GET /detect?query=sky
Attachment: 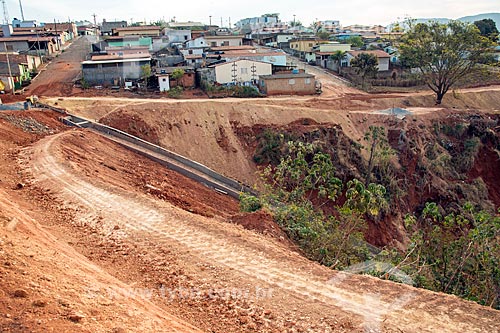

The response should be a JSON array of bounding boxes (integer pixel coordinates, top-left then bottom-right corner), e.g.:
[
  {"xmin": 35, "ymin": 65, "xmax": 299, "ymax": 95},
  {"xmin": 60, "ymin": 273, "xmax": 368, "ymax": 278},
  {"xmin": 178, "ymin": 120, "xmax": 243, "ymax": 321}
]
[{"xmin": 5, "ymin": 0, "xmax": 500, "ymax": 27}]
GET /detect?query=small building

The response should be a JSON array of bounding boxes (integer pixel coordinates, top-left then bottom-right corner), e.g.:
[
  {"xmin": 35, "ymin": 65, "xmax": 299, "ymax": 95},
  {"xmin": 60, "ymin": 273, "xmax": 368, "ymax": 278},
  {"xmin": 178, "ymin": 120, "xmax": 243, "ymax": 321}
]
[
  {"xmin": 164, "ymin": 29, "xmax": 192, "ymax": 44},
  {"xmin": 204, "ymin": 35, "xmax": 244, "ymax": 47},
  {"xmin": 12, "ymin": 19, "xmax": 43, "ymax": 28},
  {"xmin": 101, "ymin": 20, "xmax": 127, "ymax": 36},
  {"xmin": 81, "ymin": 54, "xmax": 152, "ymax": 86},
  {"xmin": 112, "ymin": 26, "xmax": 161, "ymax": 37},
  {"xmin": 158, "ymin": 74, "xmax": 170, "ymax": 92},
  {"xmin": 346, "ymin": 50, "xmax": 391, "ymax": 71},
  {"xmin": 206, "ymin": 59, "xmax": 272, "ymax": 85},
  {"xmin": 289, "ymin": 38, "xmax": 328, "ymax": 60},
  {"xmin": 259, "ymin": 72, "xmax": 316, "ymax": 96},
  {"xmin": 313, "ymin": 42, "xmax": 352, "ymax": 68}
]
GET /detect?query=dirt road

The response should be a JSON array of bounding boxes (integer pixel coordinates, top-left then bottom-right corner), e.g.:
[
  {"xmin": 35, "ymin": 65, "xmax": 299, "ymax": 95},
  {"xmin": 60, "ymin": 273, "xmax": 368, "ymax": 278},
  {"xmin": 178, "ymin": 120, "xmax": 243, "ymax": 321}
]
[
  {"xmin": 26, "ymin": 37, "xmax": 92, "ymax": 96},
  {"xmin": 23, "ymin": 130, "xmax": 500, "ymax": 332}
]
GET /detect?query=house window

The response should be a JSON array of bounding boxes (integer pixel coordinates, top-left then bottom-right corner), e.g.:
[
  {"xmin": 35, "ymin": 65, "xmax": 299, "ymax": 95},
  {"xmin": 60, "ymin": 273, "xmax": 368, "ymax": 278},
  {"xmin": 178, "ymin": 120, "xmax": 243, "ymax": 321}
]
[
  {"xmin": 305, "ymin": 78, "xmax": 311, "ymax": 84},
  {"xmin": 288, "ymin": 79, "xmax": 295, "ymax": 85},
  {"xmin": 309, "ymin": 43, "xmax": 313, "ymax": 47},
  {"xmin": 5, "ymin": 45, "xmax": 13, "ymax": 51},
  {"xmin": 211, "ymin": 42, "xmax": 216, "ymax": 47},
  {"xmin": 188, "ymin": 50, "xmax": 193, "ymax": 55},
  {"xmin": 241, "ymin": 68, "xmax": 248, "ymax": 74},
  {"xmin": 184, "ymin": 35, "xmax": 188, "ymax": 40},
  {"xmin": 162, "ymin": 78, "xmax": 167, "ymax": 82},
  {"xmin": 223, "ymin": 41, "xmax": 229, "ymax": 46}
]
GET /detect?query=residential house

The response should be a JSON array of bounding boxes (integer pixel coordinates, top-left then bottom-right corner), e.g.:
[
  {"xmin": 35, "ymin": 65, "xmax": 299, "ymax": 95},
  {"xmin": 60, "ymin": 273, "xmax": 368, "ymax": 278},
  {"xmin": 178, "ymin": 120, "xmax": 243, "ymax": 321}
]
[
  {"xmin": 0, "ymin": 53, "xmax": 41, "ymax": 91},
  {"xmin": 383, "ymin": 46, "xmax": 400, "ymax": 64},
  {"xmin": 81, "ymin": 53, "xmax": 152, "ymax": 85},
  {"xmin": 101, "ymin": 20, "xmax": 127, "ymax": 36},
  {"xmin": 206, "ymin": 49, "xmax": 288, "ymax": 68},
  {"xmin": 0, "ymin": 36, "xmax": 58, "ymax": 55},
  {"xmin": 312, "ymin": 42, "xmax": 351, "ymax": 68},
  {"xmin": 12, "ymin": 19, "xmax": 43, "ymax": 28},
  {"xmin": 42, "ymin": 23, "xmax": 78, "ymax": 43},
  {"xmin": 165, "ymin": 29, "xmax": 192, "ymax": 45},
  {"xmin": 78, "ymin": 25, "xmax": 97, "ymax": 36},
  {"xmin": 204, "ymin": 35, "xmax": 243, "ymax": 47},
  {"xmin": 106, "ymin": 36, "xmax": 153, "ymax": 51},
  {"xmin": 204, "ymin": 59, "xmax": 272, "ymax": 85},
  {"xmin": 346, "ymin": 50, "xmax": 391, "ymax": 71},
  {"xmin": 316, "ymin": 20, "xmax": 341, "ymax": 33},
  {"xmin": 185, "ymin": 36, "xmax": 208, "ymax": 48},
  {"xmin": 259, "ymin": 72, "xmax": 316, "ymax": 95},
  {"xmin": 113, "ymin": 26, "xmax": 161, "ymax": 37},
  {"xmin": 289, "ymin": 38, "xmax": 328, "ymax": 60},
  {"xmin": 257, "ymin": 33, "xmax": 294, "ymax": 48}
]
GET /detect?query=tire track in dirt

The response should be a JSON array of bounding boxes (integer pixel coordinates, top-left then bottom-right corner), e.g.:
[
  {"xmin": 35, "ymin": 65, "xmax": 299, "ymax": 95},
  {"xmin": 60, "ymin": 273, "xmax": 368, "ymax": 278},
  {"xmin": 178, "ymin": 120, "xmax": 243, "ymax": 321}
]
[
  {"xmin": 24, "ymin": 132, "xmax": 500, "ymax": 333},
  {"xmin": 0, "ymin": 188, "xmax": 202, "ymax": 333}
]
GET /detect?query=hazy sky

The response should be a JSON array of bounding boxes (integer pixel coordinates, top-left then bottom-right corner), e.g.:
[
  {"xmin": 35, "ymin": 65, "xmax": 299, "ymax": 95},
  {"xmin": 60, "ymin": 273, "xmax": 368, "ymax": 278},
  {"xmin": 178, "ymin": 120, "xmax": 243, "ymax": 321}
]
[{"xmin": 7, "ymin": 0, "xmax": 500, "ymax": 26}]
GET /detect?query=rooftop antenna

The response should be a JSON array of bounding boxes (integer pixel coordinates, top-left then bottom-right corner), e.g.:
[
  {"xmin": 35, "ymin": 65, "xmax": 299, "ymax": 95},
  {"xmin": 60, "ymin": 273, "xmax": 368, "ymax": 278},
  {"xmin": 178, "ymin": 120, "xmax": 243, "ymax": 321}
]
[
  {"xmin": 18, "ymin": 0, "xmax": 25, "ymax": 21},
  {"xmin": 2, "ymin": 0, "xmax": 10, "ymax": 25}
]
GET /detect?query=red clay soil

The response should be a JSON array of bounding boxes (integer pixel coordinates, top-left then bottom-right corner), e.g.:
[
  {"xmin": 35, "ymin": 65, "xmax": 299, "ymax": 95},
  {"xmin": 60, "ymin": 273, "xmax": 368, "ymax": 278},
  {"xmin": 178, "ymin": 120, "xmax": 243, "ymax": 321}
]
[
  {"xmin": 60, "ymin": 130, "xmax": 239, "ymax": 219},
  {"xmin": 230, "ymin": 210, "xmax": 295, "ymax": 246},
  {"xmin": 100, "ymin": 110, "xmax": 161, "ymax": 145},
  {"xmin": 468, "ymin": 145, "xmax": 500, "ymax": 208}
]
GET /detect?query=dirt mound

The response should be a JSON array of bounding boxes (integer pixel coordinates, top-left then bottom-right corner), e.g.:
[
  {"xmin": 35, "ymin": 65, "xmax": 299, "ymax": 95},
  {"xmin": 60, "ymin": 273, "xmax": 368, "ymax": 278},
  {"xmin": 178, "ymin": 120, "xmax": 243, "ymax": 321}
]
[{"xmin": 230, "ymin": 210, "xmax": 293, "ymax": 244}]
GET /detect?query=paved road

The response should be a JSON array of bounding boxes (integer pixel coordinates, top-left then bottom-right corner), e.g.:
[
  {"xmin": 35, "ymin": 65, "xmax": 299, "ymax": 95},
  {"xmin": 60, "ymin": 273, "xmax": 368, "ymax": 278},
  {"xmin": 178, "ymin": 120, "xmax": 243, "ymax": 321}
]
[{"xmin": 26, "ymin": 36, "xmax": 94, "ymax": 96}]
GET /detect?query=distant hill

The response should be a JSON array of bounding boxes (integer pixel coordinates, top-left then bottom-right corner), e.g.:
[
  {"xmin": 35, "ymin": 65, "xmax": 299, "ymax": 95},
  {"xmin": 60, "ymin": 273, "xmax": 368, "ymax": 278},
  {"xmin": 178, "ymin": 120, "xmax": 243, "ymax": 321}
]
[
  {"xmin": 458, "ymin": 13, "xmax": 500, "ymax": 28},
  {"xmin": 413, "ymin": 13, "xmax": 500, "ymax": 28}
]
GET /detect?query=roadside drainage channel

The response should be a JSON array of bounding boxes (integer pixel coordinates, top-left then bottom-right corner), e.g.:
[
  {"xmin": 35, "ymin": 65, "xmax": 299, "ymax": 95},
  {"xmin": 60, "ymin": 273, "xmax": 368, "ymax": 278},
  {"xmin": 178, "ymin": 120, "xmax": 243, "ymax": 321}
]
[{"xmin": 58, "ymin": 113, "xmax": 255, "ymax": 200}]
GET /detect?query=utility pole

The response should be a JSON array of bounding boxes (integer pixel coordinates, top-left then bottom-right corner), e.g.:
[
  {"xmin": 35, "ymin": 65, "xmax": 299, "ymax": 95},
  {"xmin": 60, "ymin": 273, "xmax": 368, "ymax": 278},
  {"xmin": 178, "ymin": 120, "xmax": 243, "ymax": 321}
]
[
  {"xmin": 3, "ymin": 42, "xmax": 14, "ymax": 95},
  {"xmin": 54, "ymin": 19, "xmax": 60, "ymax": 50},
  {"xmin": 18, "ymin": 0, "xmax": 25, "ymax": 21},
  {"xmin": 220, "ymin": 17, "xmax": 223, "ymax": 28},
  {"xmin": 1, "ymin": 0, "xmax": 9, "ymax": 25},
  {"xmin": 293, "ymin": 14, "xmax": 296, "ymax": 27},
  {"xmin": 92, "ymin": 13, "xmax": 97, "ymax": 36},
  {"xmin": 209, "ymin": 15, "xmax": 212, "ymax": 26},
  {"xmin": 228, "ymin": 17, "xmax": 231, "ymax": 29}
]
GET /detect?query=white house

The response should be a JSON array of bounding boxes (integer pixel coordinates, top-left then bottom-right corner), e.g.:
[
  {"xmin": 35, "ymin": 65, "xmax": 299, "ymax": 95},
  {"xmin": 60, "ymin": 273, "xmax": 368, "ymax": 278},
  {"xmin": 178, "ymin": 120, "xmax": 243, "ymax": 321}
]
[
  {"xmin": 186, "ymin": 37, "xmax": 208, "ymax": 48},
  {"xmin": 165, "ymin": 29, "xmax": 192, "ymax": 44},
  {"xmin": 158, "ymin": 74, "xmax": 170, "ymax": 92},
  {"xmin": 313, "ymin": 42, "xmax": 352, "ymax": 68},
  {"xmin": 209, "ymin": 59, "xmax": 272, "ymax": 85},
  {"xmin": 346, "ymin": 50, "xmax": 391, "ymax": 71},
  {"xmin": 204, "ymin": 35, "xmax": 244, "ymax": 47}
]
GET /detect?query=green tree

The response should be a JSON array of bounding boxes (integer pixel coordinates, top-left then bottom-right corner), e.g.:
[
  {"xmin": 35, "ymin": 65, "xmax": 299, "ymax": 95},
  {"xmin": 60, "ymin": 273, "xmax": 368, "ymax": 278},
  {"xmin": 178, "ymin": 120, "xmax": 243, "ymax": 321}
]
[
  {"xmin": 474, "ymin": 18, "xmax": 499, "ymax": 42},
  {"xmin": 363, "ymin": 126, "xmax": 394, "ymax": 187},
  {"xmin": 400, "ymin": 202, "xmax": 500, "ymax": 309},
  {"xmin": 258, "ymin": 141, "xmax": 387, "ymax": 268},
  {"xmin": 171, "ymin": 68, "xmax": 185, "ymax": 88},
  {"xmin": 141, "ymin": 64, "xmax": 152, "ymax": 89},
  {"xmin": 316, "ymin": 31, "xmax": 331, "ymax": 40},
  {"xmin": 345, "ymin": 36, "xmax": 364, "ymax": 48},
  {"xmin": 329, "ymin": 50, "xmax": 347, "ymax": 74},
  {"xmin": 350, "ymin": 53, "xmax": 379, "ymax": 85},
  {"xmin": 398, "ymin": 20, "xmax": 493, "ymax": 104}
]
